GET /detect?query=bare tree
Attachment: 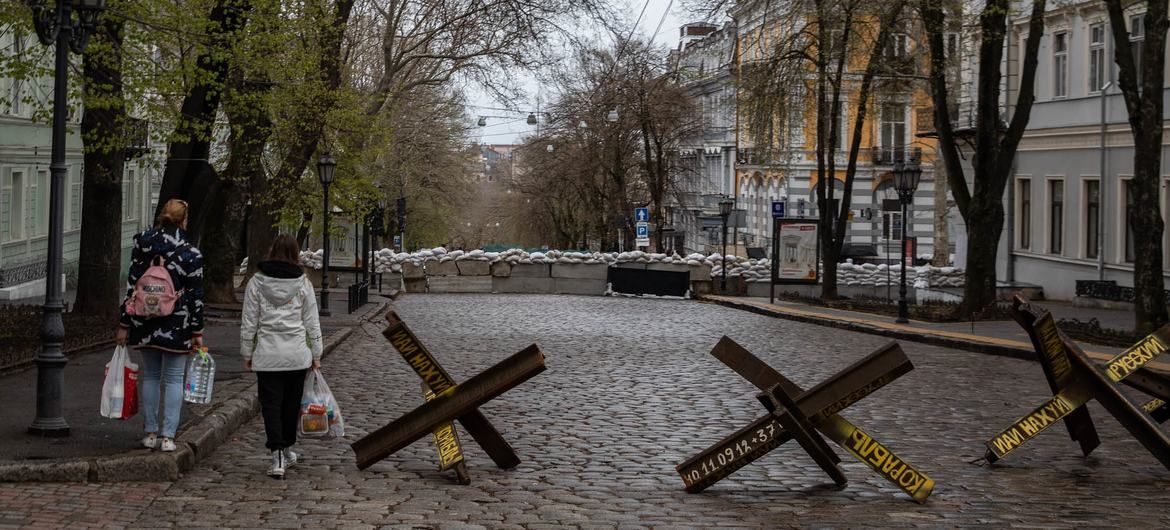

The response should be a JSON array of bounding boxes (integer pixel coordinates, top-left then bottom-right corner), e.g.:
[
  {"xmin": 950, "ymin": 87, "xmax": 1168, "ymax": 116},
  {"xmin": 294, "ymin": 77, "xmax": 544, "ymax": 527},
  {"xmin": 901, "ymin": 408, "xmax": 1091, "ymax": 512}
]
[
  {"xmin": 1103, "ymin": 0, "xmax": 1168, "ymax": 335},
  {"xmin": 920, "ymin": 0, "xmax": 1047, "ymax": 313}
]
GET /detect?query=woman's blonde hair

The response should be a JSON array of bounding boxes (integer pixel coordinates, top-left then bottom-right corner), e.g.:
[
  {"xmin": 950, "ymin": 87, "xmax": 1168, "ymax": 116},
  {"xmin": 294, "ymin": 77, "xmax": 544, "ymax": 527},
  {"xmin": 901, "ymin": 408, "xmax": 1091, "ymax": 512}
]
[{"xmin": 156, "ymin": 199, "xmax": 188, "ymax": 228}]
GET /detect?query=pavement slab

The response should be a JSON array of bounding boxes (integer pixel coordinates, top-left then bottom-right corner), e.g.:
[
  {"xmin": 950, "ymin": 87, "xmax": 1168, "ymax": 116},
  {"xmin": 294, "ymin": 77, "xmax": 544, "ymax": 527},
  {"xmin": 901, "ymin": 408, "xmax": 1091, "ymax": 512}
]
[{"xmin": 1, "ymin": 294, "xmax": 1168, "ymax": 527}]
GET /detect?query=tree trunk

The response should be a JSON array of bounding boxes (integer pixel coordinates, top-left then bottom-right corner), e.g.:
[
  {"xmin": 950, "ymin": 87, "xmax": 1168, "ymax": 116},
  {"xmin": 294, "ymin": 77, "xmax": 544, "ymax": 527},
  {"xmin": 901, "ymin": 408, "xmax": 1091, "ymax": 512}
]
[
  {"xmin": 1131, "ymin": 138, "xmax": 1167, "ymax": 335},
  {"xmin": 74, "ymin": 16, "xmax": 125, "ymax": 318},
  {"xmin": 155, "ymin": 0, "xmax": 252, "ymax": 240},
  {"xmin": 960, "ymin": 199, "xmax": 1004, "ymax": 314},
  {"xmin": 1105, "ymin": 0, "xmax": 1168, "ymax": 335},
  {"xmin": 932, "ymin": 144, "xmax": 950, "ymax": 266},
  {"xmin": 199, "ymin": 175, "xmax": 246, "ymax": 303}
]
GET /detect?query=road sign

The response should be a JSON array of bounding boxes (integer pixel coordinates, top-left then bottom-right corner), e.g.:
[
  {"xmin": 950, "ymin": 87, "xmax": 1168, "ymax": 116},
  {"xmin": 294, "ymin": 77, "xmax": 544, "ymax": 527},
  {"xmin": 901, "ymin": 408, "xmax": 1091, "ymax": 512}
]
[
  {"xmin": 634, "ymin": 207, "xmax": 650, "ymax": 223},
  {"xmin": 772, "ymin": 201, "xmax": 785, "ymax": 219},
  {"xmin": 797, "ymin": 199, "xmax": 806, "ymax": 217},
  {"xmin": 635, "ymin": 223, "xmax": 649, "ymax": 237}
]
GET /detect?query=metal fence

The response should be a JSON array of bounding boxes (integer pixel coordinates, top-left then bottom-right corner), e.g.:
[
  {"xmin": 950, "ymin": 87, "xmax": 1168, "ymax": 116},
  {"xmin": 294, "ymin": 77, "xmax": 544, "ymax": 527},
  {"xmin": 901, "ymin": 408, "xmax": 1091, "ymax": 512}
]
[
  {"xmin": 1075, "ymin": 280, "xmax": 1170, "ymax": 304},
  {"xmin": 347, "ymin": 281, "xmax": 369, "ymax": 314}
]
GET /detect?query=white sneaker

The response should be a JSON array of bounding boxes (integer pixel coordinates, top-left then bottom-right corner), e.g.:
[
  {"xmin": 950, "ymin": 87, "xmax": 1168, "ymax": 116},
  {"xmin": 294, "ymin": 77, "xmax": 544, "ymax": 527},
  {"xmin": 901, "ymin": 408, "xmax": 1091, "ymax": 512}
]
[
  {"xmin": 282, "ymin": 449, "xmax": 298, "ymax": 468},
  {"xmin": 267, "ymin": 450, "xmax": 285, "ymax": 478},
  {"xmin": 141, "ymin": 433, "xmax": 157, "ymax": 449},
  {"xmin": 160, "ymin": 438, "xmax": 176, "ymax": 452}
]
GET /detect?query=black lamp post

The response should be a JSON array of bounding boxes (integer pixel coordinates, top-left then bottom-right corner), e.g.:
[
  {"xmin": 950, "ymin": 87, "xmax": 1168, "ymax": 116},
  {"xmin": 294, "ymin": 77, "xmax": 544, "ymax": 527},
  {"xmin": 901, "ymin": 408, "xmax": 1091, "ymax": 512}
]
[
  {"xmin": 719, "ymin": 196, "xmax": 734, "ymax": 291},
  {"xmin": 893, "ymin": 158, "xmax": 922, "ymax": 324},
  {"xmin": 26, "ymin": 0, "xmax": 107, "ymax": 437},
  {"xmin": 318, "ymin": 153, "xmax": 336, "ymax": 317}
]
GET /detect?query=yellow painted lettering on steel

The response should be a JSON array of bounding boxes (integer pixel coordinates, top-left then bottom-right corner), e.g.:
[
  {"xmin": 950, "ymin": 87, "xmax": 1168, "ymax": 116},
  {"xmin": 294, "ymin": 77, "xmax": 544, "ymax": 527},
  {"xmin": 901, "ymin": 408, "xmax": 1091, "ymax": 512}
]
[
  {"xmin": 1143, "ymin": 399, "xmax": 1166, "ymax": 414},
  {"xmin": 1035, "ymin": 316, "xmax": 1071, "ymax": 383},
  {"xmin": 987, "ymin": 393, "xmax": 1077, "ymax": 458},
  {"xmin": 1107, "ymin": 334, "xmax": 1168, "ymax": 382},
  {"xmin": 841, "ymin": 425, "xmax": 933, "ymax": 503}
]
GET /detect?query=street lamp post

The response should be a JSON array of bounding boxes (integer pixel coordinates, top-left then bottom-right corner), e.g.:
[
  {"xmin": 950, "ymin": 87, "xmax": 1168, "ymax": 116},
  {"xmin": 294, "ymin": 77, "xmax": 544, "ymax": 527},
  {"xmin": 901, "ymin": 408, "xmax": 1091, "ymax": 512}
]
[
  {"xmin": 893, "ymin": 158, "xmax": 922, "ymax": 324},
  {"xmin": 719, "ymin": 197, "xmax": 734, "ymax": 292},
  {"xmin": 318, "ymin": 153, "xmax": 336, "ymax": 317},
  {"xmin": 26, "ymin": 0, "xmax": 107, "ymax": 437}
]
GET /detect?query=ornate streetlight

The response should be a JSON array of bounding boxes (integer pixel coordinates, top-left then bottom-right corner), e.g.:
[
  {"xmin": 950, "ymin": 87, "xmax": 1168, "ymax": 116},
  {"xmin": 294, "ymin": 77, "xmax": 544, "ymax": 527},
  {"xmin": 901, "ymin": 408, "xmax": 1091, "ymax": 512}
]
[
  {"xmin": 26, "ymin": 0, "xmax": 107, "ymax": 437},
  {"xmin": 893, "ymin": 158, "xmax": 922, "ymax": 324},
  {"xmin": 317, "ymin": 153, "xmax": 336, "ymax": 317},
  {"xmin": 719, "ymin": 196, "xmax": 735, "ymax": 291}
]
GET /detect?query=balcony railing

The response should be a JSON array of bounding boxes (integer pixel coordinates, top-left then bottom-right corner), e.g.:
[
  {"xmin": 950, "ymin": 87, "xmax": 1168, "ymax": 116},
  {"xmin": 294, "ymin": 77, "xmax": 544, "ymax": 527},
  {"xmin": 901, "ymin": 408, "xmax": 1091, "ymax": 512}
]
[
  {"xmin": 124, "ymin": 117, "xmax": 149, "ymax": 160},
  {"xmin": 870, "ymin": 146, "xmax": 922, "ymax": 165}
]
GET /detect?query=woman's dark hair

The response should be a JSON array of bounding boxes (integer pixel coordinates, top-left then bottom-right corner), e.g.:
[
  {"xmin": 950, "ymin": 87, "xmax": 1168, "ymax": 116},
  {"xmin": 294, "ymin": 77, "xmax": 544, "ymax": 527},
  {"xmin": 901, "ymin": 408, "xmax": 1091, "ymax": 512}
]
[{"xmin": 267, "ymin": 234, "xmax": 301, "ymax": 265}]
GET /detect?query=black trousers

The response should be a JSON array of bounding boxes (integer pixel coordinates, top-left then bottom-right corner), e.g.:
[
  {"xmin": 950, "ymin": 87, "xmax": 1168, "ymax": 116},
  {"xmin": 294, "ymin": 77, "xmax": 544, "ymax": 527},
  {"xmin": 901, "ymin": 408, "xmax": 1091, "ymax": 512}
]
[{"xmin": 256, "ymin": 369, "xmax": 308, "ymax": 451}]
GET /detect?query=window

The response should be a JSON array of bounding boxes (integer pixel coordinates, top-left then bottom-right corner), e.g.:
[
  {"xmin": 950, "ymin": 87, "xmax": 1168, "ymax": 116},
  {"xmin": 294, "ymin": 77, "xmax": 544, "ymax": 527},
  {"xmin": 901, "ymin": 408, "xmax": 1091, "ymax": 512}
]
[
  {"xmin": 1089, "ymin": 23, "xmax": 1107, "ymax": 92},
  {"xmin": 1085, "ymin": 179, "xmax": 1100, "ymax": 259},
  {"xmin": 1048, "ymin": 179, "xmax": 1064, "ymax": 254},
  {"xmin": 0, "ymin": 173, "xmax": 10, "ymax": 241},
  {"xmin": 8, "ymin": 170, "xmax": 24, "ymax": 241},
  {"xmin": 124, "ymin": 168, "xmax": 137, "ymax": 220},
  {"xmin": 885, "ymin": 33, "xmax": 907, "ymax": 60},
  {"xmin": 883, "ymin": 211, "xmax": 903, "ymax": 241},
  {"xmin": 1124, "ymin": 179, "xmax": 1135, "ymax": 262},
  {"xmin": 9, "ymin": 32, "xmax": 24, "ymax": 116},
  {"xmin": 32, "ymin": 169, "xmax": 47, "ymax": 237},
  {"xmin": 1019, "ymin": 178, "xmax": 1031, "ymax": 250},
  {"xmin": 822, "ymin": 105, "xmax": 847, "ymax": 150},
  {"xmin": 880, "ymin": 103, "xmax": 906, "ymax": 160},
  {"xmin": 69, "ymin": 167, "xmax": 81, "ymax": 230},
  {"xmin": 1131, "ymin": 14, "xmax": 1145, "ymax": 85},
  {"xmin": 945, "ymin": 32, "xmax": 960, "ymax": 59},
  {"xmin": 1053, "ymin": 31, "xmax": 1068, "ymax": 98}
]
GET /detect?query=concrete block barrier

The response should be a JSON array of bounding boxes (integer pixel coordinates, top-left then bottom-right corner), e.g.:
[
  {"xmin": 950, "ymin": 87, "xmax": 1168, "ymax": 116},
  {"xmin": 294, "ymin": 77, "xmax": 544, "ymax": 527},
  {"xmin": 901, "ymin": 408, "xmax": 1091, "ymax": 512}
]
[
  {"xmin": 511, "ymin": 263, "xmax": 551, "ymax": 278},
  {"xmin": 494, "ymin": 276, "xmax": 555, "ymax": 293},
  {"xmin": 428, "ymin": 275, "xmax": 493, "ymax": 293},
  {"xmin": 426, "ymin": 260, "xmax": 460, "ymax": 276},
  {"xmin": 490, "ymin": 261, "xmax": 512, "ymax": 277},
  {"xmin": 551, "ymin": 263, "xmax": 609, "ymax": 280},
  {"xmin": 456, "ymin": 260, "xmax": 491, "ymax": 276},
  {"xmin": 553, "ymin": 278, "xmax": 608, "ymax": 296}
]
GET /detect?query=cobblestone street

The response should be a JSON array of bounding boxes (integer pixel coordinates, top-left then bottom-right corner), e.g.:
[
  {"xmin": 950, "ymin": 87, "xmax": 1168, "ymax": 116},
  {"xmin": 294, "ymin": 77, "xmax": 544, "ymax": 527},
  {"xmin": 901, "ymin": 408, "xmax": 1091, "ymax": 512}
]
[{"xmin": 4, "ymin": 294, "xmax": 1170, "ymax": 528}]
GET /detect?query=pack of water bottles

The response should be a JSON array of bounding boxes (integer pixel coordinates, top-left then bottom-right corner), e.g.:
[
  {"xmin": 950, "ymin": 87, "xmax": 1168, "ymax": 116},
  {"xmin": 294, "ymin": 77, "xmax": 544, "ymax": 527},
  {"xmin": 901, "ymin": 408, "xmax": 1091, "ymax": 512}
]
[{"xmin": 183, "ymin": 347, "xmax": 216, "ymax": 404}]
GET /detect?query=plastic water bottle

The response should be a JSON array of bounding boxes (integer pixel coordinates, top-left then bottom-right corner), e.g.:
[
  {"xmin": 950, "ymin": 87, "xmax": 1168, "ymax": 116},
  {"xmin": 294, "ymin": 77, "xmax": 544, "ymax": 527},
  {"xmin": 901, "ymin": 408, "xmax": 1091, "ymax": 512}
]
[{"xmin": 183, "ymin": 347, "xmax": 216, "ymax": 404}]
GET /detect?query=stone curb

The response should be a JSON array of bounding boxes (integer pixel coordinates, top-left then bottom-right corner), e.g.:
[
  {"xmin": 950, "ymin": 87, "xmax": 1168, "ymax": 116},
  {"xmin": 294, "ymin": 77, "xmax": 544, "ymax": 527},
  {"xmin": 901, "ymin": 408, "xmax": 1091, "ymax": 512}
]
[
  {"xmin": 0, "ymin": 300, "xmax": 387, "ymax": 483},
  {"xmin": 701, "ymin": 296, "xmax": 1038, "ymax": 363}
]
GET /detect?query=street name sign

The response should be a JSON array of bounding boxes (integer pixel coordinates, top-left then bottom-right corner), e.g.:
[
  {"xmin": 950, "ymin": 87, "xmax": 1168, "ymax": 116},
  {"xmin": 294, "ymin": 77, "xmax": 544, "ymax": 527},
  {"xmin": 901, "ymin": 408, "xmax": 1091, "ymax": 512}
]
[
  {"xmin": 352, "ymin": 312, "xmax": 546, "ymax": 475},
  {"xmin": 983, "ymin": 297, "xmax": 1170, "ymax": 469},
  {"xmin": 676, "ymin": 337, "xmax": 935, "ymax": 503}
]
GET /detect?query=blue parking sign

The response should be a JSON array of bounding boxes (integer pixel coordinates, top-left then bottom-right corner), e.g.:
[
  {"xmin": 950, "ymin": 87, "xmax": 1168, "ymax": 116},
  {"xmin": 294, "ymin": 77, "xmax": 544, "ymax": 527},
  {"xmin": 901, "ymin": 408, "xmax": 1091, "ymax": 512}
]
[
  {"xmin": 634, "ymin": 207, "xmax": 649, "ymax": 222},
  {"xmin": 772, "ymin": 200, "xmax": 785, "ymax": 218},
  {"xmin": 635, "ymin": 223, "xmax": 649, "ymax": 237}
]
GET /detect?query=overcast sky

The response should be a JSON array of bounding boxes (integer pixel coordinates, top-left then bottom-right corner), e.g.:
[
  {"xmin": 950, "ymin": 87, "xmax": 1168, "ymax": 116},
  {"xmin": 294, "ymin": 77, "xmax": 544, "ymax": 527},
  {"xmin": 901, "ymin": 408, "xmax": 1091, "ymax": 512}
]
[{"xmin": 468, "ymin": 0, "xmax": 686, "ymax": 145}]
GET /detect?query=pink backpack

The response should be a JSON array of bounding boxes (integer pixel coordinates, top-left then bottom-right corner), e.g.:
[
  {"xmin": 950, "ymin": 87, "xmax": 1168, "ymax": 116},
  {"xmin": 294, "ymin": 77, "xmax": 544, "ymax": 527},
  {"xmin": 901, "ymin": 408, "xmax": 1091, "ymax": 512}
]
[{"xmin": 126, "ymin": 247, "xmax": 186, "ymax": 318}]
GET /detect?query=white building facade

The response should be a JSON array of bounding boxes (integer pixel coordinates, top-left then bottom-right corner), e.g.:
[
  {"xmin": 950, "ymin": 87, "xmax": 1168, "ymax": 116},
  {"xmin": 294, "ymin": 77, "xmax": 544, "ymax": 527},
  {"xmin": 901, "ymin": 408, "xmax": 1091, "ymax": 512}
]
[{"xmin": 1002, "ymin": 1, "xmax": 1170, "ymax": 300}]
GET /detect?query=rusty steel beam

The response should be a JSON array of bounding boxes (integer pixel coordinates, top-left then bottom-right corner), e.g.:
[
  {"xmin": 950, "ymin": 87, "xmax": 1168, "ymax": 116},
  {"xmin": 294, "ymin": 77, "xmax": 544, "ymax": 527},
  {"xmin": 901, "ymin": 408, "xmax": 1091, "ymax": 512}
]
[
  {"xmin": 383, "ymin": 312, "xmax": 520, "ymax": 469},
  {"xmin": 1063, "ymin": 335, "xmax": 1170, "ymax": 470},
  {"xmin": 677, "ymin": 340, "xmax": 912, "ymax": 494},
  {"xmin": 693, "ymin": 337, "xmax": 935, "ymax": 503},
  {"xmin": 352, "ymin": 344, "xmax": 546, "ymax": 471},
  {"xmin": 758, "ymin": 383, "xmax": 847, "ymax": 487},
  {"xmin": 423, "ymin": 383, "xmax": 467, "ymax": 474},
  {"xmin": 1010, "ymin": 297, "xmax": 1100, "ymax": 457}
]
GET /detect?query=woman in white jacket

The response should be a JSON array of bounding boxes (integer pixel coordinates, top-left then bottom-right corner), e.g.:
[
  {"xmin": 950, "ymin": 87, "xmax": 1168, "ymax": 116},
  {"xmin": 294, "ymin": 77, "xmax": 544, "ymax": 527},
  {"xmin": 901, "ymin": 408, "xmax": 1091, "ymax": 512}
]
[{"xmin": 240, "ymin": 234, "xmax": 323, "ymax": 478}]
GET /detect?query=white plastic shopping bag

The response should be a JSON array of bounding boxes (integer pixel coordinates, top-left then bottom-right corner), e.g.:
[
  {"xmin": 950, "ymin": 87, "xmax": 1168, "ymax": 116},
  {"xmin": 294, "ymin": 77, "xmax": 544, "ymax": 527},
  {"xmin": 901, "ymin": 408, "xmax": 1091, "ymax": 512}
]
[
  {"xmin": 100, "ymin": 345, "xmax": 139, "ymax": 419},
  {"xmin": 300, "ymin": 368, "xmax": 344, "ymax": 437}
]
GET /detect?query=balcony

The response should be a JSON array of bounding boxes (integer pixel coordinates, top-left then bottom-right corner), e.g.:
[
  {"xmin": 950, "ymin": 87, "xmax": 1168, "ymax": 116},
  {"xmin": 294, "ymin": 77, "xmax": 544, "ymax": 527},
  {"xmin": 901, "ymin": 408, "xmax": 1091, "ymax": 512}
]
[{"xmin": 869, "ymin": 146, "xmax": 922, "ymax": 165}]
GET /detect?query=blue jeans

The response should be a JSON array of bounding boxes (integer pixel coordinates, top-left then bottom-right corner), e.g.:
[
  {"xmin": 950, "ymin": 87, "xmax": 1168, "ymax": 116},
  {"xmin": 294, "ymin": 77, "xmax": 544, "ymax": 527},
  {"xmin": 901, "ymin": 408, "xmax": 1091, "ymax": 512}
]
[{"xmin": 140, "ymin": 348, "xmax": 186, "ymax": 438}]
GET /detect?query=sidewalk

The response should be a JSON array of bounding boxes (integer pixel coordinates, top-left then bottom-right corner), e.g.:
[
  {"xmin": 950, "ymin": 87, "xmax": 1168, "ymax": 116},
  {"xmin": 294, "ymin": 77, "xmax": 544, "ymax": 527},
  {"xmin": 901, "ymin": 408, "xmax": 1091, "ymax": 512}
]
[
  {"xmin": 704, "ymin": 295, "xmax": 1170, "ymax": 373},
  {"xmin": 0, "ymin": 290, "xmax": 393, "ymax": 481}
]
